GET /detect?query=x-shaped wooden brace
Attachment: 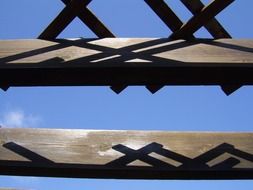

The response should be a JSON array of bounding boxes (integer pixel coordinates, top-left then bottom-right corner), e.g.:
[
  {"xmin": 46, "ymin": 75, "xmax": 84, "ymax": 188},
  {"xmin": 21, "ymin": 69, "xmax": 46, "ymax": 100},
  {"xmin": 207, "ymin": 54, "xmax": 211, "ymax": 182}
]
[
  {"xmin": 1, "ymin": 0, "xmax": 118, "ymax": 92},
  {"xmin": 106, "ymin": 142, "xmax": 246, "ymax": 169},
  {"xmin": 39, "ymin": 0, "xmax": 122, "ymax": 93},
  {"xmin": 37, "ymin": 0, "xmax": 239, "ymax": 95},
  {"xmin": 145, "ymin": 0, "xmax": 240, "ymax": 95},
  {"xmin": 38, "ymin": 0, "xmax": 115, "ymax": 39}
]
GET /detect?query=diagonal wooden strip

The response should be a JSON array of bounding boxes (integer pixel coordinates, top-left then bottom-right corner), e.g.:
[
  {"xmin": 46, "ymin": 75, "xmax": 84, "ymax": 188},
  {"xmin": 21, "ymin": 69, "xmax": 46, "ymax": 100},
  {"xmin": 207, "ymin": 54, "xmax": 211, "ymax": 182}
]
[
  {"xmin": 144, "ymin": 0, "xmax": 183, "ymax": 93},
  {"xmin": 61, "ymin": 0, "xmax": 115, "ymax": 38},
  {"xmin": 62, "ymin": 0, "xmax": 116, "ymax": 92},
  {"xmin": 62, "ymin": 0, "xmax": 116, "ymax": 93},
  {"xmin": 38, "ymin": 0, "xmax": 92, "ymax": 40},
  {"xmin": 180, "ymin": 0, "xmax": 232, "ymax": 39},
  {"xmin": 145, "ymin": 0, "xmax": 190, "ymax": 34},
  {"xmin": 170, "ymin": 0, "xmax": 235, "ymax": 39},
  {"xmin": 144, "ymin": 0, "xmax": 194, "ymax": 93},
  {"xmin": 79, "ymin": 7, "xmax": 115, "ymax": 38},
  {"xmin": 180, "ymin": 0, "xmax": 240, "ymax": 95}
]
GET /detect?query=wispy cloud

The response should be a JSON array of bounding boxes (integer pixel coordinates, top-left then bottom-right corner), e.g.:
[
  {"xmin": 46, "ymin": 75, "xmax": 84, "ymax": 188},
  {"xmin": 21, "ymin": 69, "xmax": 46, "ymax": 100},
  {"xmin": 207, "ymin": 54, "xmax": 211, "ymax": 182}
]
[{"xmin": 0, "ymin": 110, "xmax": 41, "ymax": 128}]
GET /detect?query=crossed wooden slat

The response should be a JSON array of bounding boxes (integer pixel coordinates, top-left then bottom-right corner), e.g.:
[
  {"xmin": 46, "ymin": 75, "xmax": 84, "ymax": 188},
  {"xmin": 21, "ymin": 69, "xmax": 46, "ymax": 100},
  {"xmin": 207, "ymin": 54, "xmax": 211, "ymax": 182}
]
[
  {"xmin": 38, "ymin": 0, "xmax": 237, "ymax": 95},
  {"xmin": 39, "ymin": 0, "xmax": 120, "ymax": 92},
  {"xmin": 180, "ymin": 0, "xmax": 241, "ymax": 95},
  {"xmin": 145, "ymin": 0, "xmax": 237, "ymax": 95},
  {"xmin": 39, "ymin": 0, "xmax": 115, "ymax": 39}
]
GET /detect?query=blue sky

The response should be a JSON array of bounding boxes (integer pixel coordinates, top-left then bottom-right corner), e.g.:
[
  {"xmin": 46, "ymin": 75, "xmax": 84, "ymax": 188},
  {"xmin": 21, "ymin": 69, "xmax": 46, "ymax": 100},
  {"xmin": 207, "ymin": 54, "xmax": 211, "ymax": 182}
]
[{"xmin": 0, "ymin": 0, "xmax": 253, "ymax": 189}]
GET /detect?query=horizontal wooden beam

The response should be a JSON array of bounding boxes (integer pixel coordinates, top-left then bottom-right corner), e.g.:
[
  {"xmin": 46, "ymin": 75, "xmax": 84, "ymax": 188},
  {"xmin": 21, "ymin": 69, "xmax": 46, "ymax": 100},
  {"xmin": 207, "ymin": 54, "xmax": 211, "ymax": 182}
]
[
  {"xmin": 0, "ymin": 38, "xmax": 253, "ymax": 89},
  {"xmin": 0, "ymin": 128, "xmax": 253, "ymax": 179}
]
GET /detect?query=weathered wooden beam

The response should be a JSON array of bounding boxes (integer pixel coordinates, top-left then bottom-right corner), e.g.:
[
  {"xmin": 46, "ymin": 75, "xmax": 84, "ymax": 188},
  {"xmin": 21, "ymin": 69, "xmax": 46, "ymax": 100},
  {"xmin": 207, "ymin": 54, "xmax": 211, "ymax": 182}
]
[
  {"xmin": 0, "ymin": 38, "xmax": 253, "ymax": 90},
  {"xmin": 0, "ymin": 128, "xmax": 253, "ymax": 179}
]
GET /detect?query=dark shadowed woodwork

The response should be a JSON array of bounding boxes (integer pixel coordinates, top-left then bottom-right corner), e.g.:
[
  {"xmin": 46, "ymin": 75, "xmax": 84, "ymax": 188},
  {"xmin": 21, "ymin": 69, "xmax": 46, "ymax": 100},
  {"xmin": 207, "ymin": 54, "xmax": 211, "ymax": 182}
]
[
  {"xmin": 144, "ymin": 0, "xmax": 236, "ymax": 94},
  {"xmin": 39, "ymin": 0, "xmax": 115, "ymax": 39},
  {"xmin": 0, "ymin": 38, "xmax": 253, "ymax": 92},
  {"xmin": 170, "ymin": 0, "xmax": 234, "ymax": 39},
  {"xmin": 180, "ymin": 0, "xmax": 231, "ymax": 39}
]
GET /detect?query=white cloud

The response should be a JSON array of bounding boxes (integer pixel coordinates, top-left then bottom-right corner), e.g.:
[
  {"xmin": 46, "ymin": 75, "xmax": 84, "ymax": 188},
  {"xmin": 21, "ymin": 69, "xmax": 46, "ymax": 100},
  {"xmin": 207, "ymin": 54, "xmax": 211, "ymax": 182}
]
[{"xmin": 0, "ymin": 110, "xmax": 41, "ymax": 128}]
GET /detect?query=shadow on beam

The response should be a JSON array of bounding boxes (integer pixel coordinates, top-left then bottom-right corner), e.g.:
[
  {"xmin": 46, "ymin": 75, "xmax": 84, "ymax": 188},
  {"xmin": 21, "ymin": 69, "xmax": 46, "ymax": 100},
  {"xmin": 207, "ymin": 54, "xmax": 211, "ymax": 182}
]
[
  {"xmin": 0, "ymin": 38, "xmax": 253, "ymax": 95},
  {"xmin": 1, "ymin": 142, "xmax": 253, "ymax": 179}
]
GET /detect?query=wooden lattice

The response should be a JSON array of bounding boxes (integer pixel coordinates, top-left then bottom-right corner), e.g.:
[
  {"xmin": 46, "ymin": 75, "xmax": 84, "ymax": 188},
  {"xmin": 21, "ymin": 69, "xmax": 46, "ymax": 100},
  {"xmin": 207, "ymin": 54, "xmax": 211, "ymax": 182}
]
[
  {"xmin": 34, "ymin": 0, "xmax": 237, "ymax": 94},
  {"xmin": 1, "ymin": 0, "xmax": 253, "ymax": 181},
  {"xmin": 0, "ymin": 0, "xmax": 251, "ymax": 96}
]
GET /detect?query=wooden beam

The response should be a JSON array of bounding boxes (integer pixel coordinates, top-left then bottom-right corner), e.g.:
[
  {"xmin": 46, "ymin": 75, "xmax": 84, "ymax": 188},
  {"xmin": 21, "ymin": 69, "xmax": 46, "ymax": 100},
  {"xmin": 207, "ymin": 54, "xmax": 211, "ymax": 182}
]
[
  {"xmin": 0, "ymin": 38, "xmax": 253, "ymax": 89},
  {"xmin": 0, "ymin": 128, "xmax": 253, "ymax": 179}
]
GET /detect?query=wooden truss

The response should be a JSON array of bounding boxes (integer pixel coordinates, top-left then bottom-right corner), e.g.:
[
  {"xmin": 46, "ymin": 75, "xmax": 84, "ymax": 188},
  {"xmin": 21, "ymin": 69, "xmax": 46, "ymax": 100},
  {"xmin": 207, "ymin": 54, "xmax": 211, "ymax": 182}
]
[
  {"xmin": 0, "ymin": 0, "xmax": 253, "ymax": 181},
  {"xmin": 0, "ymin": 0, "xmax": 250, "ymax": 95}
]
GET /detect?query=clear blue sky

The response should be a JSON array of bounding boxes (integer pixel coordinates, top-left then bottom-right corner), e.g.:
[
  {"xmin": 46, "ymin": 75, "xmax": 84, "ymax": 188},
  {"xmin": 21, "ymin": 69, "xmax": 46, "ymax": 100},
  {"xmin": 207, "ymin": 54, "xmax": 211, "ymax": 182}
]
[{"xmin": 0, "ymin": 0, "xmax": 253, "ymax": 189}]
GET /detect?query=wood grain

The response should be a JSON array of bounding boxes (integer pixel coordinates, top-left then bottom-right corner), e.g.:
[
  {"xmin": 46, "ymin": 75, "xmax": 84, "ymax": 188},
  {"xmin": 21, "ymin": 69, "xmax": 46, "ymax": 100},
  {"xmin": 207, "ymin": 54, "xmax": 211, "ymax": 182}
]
[
  {"xmin": 0, "ymin": 38, "xmax": 253, "ymax": 89},
  {"xmin": 0, "ymin": 128, "xmax": 253, "ymax": 179}
]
